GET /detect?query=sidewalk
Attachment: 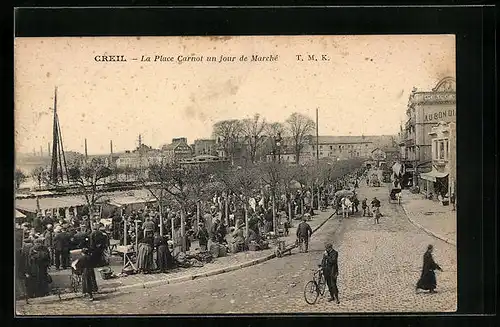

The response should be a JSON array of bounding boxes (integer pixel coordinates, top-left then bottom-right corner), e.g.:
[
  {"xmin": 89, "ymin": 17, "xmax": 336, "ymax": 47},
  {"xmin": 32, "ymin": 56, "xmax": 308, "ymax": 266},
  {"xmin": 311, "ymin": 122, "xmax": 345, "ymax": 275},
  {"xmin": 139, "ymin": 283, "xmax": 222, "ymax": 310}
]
[
  {"xmin": 400, "ymin": 189, "xmax": 456, "ymax": 246},
  {"xmin": 20, "ymin": 209, "xmax": 334, "ymax": 304}
]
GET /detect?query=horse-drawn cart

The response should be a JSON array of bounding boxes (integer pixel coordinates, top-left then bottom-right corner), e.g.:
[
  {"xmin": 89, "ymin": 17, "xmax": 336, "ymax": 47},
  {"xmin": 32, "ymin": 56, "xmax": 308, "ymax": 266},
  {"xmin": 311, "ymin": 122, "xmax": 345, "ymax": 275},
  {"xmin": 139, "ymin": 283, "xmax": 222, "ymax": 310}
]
[{"xmin": 388, "ymin": 182, "xmax": 402, "ymax": 204}]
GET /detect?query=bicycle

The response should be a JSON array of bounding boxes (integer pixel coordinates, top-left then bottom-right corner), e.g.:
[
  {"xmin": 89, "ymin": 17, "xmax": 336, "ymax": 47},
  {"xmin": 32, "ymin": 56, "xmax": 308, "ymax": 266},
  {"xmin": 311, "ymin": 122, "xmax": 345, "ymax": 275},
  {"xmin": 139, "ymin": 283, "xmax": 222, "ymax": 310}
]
[
  {"xmin": 69, "ymin": 266, "xmax": 82, "ymax": 293},
  {"xmin": 303, "ymin": 265, "xmax": 327, "ymax": 305}
]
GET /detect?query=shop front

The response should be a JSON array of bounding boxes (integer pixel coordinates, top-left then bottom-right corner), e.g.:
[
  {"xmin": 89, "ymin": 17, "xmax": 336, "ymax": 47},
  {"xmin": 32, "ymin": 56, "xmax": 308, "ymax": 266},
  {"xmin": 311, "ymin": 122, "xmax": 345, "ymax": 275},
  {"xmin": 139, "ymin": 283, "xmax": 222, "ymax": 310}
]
[{"xmin": 420, "ymin": 169, "xmax": 449, "ymax": 202}]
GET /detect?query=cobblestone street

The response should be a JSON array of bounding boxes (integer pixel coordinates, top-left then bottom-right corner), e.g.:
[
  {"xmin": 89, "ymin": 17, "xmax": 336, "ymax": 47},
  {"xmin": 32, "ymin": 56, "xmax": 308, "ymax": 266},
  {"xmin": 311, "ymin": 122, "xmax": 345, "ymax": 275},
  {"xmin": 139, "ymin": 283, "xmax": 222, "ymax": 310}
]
[{"xmin": 16, "ymin": 185, "xmax": 457, "ymax": 315}]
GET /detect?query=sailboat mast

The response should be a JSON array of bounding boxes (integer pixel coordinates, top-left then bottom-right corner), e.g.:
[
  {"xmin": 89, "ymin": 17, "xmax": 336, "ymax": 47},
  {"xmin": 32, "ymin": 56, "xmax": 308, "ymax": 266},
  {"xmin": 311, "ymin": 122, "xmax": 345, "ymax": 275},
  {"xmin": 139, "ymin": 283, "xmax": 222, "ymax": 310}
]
[
  {"xmin": 56, "ymin": 115, "xmax": 70, "ymax": 183},
  {"xmin": 50, "ymin": 87, "xmax": 59, "ymax": 184}
]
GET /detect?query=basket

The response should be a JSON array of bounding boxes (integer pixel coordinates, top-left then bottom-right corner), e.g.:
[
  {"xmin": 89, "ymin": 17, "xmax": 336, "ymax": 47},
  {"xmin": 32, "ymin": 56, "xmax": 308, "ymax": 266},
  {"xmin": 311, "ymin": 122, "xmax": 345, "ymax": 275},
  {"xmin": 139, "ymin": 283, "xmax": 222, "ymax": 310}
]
[
  {"xmin": 248, "ymin": 242, "xmax": 260, "ymax": 251},
  {"xmin": 98, "ymin": 267, "xmax": 113, "ymax": 280},
  {"xmin": 210, "ymin": 244, "xmax": 220, "ymax": 258}
]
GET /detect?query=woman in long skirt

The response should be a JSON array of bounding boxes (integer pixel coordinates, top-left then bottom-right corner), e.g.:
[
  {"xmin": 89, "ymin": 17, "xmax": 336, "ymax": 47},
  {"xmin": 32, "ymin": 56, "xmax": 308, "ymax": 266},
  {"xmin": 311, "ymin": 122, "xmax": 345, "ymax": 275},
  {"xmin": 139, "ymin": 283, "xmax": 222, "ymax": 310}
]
[
  {"xmin": 154, "ymin": 233, "xmax": 171, "ymax": 273},
  {"xmin": 136, "ymin": 235, "xmax": 155, "ymax": 274},
  {"xmin": 76, "ymin": 248, "xmax": 98, "ymax": 301},
  {"xmin": 416, "ymin": 244, "xmax": 443, "ymax": 293}
]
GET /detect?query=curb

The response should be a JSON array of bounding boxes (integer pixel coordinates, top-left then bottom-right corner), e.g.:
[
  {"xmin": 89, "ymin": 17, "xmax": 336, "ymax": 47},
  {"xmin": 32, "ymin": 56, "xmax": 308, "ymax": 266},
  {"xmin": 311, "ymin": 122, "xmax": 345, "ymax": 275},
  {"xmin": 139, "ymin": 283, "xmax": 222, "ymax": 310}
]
[
  {"xmin": 401, "ymin": 204, "xmax": 456, "ymax": 246},
  {"xmin": 18, "ymin": 212, "xmax": 334, "ymax": 306}
]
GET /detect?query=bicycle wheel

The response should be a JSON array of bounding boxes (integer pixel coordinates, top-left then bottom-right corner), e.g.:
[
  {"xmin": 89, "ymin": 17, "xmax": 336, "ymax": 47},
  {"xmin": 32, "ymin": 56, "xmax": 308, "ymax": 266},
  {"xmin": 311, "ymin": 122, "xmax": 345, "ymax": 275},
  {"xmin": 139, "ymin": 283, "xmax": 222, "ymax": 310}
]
[
  {"xmin": 303, "ymin": 280, "xmax": 319, "ymax": 305},
  {"xmin": 317, "ymin": 274, "xmax": 327, "ymax": 296},
  {"xmin": 70, "ymin": 275, "xmax": 79, "ymax": 293}
]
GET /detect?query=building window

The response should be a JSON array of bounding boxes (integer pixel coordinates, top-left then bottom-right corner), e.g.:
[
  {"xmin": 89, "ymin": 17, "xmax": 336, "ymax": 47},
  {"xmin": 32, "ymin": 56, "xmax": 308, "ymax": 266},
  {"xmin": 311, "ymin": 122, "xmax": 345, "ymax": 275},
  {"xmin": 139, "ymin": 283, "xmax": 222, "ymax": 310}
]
[
  {"xmin": 446, "ymin": 140, "xmax": 449, "ymax": 160},
  {"xmin": 439, "ymin": 141, "xmax": 445, "ymax": 160},
  {"xmin": 330, "ymin": 146, "xmax": 333, "ymax": 150}
]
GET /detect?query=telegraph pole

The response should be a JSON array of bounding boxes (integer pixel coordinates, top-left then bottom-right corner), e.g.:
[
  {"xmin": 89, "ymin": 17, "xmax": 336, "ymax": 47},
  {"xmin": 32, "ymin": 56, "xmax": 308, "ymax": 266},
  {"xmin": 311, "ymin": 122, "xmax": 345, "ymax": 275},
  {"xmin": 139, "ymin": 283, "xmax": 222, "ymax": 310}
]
[{"xmin": 316, "ymin": 108, "xmax": 319, "ymax": 164}]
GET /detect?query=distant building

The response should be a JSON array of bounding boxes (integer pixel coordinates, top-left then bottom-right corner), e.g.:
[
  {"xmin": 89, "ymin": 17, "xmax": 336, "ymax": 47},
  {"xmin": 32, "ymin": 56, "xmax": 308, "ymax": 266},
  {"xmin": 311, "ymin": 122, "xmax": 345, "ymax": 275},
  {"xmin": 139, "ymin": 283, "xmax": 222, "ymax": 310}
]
[
  {"xmin": 161, "ymin": 137, "xmax": 193, "ymax": 162},
  {"xmin": 179, "ymin": 155, "xmax": 230, "ymax": 169},
  {"xmin": 305, "ymin": 135, "xmax": 396, "ymax": 161},
  {"xmin": 115, "ymin": 151, "xmax": 164, "ymax": 169},
  {"xmin": 194, "ymin": 139, "xmax": 217, "ymax": 156}
]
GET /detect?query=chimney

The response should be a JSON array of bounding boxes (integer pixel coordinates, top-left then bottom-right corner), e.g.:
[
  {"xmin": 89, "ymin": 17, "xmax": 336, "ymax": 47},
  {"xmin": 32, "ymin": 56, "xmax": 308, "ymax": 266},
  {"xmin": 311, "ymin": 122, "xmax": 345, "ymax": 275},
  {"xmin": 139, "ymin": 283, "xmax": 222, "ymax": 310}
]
[
  {"xmin": 84, "ymin": 138, "xmax": 88, "ymax": 159},
  {"xmin": 110, "ymin": 140, "xmax": 113, "ymax": 156}
]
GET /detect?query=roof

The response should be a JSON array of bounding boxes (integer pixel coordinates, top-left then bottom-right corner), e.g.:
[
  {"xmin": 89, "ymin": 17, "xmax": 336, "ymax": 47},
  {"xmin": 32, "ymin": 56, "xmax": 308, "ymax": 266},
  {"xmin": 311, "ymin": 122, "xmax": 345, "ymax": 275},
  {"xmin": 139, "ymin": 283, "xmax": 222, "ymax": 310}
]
[
  {"xmin": 108, "ymin": 196, "xmax": 156, "ymax": 207},
  {"xmin": 15, "ymin": 209, "xmax": 26, "ymax": 219},
  {"xmin": 31, "ymin": 191, "xmax": 54, "ymax": 197},
  {"xmin": 16, "ymin": 195, "xmax": 89, "ymax": 213}
]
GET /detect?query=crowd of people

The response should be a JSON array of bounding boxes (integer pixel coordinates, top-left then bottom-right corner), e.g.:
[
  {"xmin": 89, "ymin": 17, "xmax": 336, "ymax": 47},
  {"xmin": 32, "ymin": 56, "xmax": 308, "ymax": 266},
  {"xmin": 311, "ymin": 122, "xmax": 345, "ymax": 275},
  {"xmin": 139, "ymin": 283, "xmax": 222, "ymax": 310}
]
[{"xmin": 16, "ymin": 166, "xmax": 370, "ymax": 299}]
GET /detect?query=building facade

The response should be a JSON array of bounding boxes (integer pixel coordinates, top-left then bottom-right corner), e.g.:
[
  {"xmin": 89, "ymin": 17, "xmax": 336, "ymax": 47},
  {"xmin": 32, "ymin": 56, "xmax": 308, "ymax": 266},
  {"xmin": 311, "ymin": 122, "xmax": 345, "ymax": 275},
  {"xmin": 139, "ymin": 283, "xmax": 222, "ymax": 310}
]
[
  {"xmin": 161, "ymin": 137, "xmax": 193, "ymax": 162},
  {"xmin": 194, "ymin": 139, "xmax": 217, "ymax": 156},
  {"xmin": 420, "ymin": 121, "xmax": 456, "ymax": 199},
  {"xmin": 115, "ymin": 151, "xmax": 164, "ymax": 169},
  {"xmin": 399, "ymin": 77, "xmax": 456, "ymax": 187}
]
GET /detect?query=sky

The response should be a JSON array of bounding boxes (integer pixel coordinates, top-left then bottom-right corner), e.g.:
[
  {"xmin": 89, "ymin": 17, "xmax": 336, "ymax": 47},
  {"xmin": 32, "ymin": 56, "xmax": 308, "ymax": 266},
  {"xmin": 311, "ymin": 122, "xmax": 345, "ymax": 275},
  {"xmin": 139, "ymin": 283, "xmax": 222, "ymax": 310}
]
[{"xmin": 14, "ymin": 35, "xmax": 455, "ymax": 155}]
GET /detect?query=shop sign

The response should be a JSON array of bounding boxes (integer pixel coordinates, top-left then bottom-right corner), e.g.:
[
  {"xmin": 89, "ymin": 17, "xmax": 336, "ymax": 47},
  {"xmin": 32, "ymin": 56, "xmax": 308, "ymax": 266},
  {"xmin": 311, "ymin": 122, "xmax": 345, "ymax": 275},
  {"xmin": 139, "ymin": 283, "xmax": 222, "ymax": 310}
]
[{"xmin": 423, "ymin": 109, "xmax": 456, "ymax": 123}]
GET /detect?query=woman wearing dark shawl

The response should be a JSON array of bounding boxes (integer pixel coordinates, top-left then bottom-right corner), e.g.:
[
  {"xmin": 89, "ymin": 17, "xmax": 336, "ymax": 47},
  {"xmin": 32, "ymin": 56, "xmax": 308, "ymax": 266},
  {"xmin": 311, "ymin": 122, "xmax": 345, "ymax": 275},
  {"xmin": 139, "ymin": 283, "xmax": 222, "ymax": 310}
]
[
  {"xmin": 154, "ymin": 232, "xmax": 173, "ymax": 272},
  {"xmin": 136, "ymin": 235, "xmax": 155, "ymax": 274},
  {"xmin": 416, "ymin": 244, "xmax": 443, "ymax": 293},
  {"xmin": 75, "ymin": 248, "xmax": 98, "ymax": 301},
  {"xmin": 28, "ymin": 239, "xmax": 51, "ymax": 297}
]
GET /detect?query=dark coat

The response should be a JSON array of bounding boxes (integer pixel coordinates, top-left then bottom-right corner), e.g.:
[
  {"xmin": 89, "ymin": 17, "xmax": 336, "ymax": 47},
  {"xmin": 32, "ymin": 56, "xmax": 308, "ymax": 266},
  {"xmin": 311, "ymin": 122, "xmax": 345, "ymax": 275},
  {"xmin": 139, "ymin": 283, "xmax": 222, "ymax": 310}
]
[
  {"xmin": 296, "ymin": 221, "xmax": 312, "ymax": 238},
  {"xmin": 321, "ymin": 248, "xmax": 339, "ymax": 277},
  {"xmin": 76, "ymin": 254, "xmax": 98, "ymax": 294},
  {"xmin": 53, "ymin": 232, "xmax": 70, "ymax": 251},
  {"xmin": 154, "ymin": 235, "xmax": 173, "ymax": 270},
  {"xmin": 196, "ymin": 227, "xmax": 209, "ymax": 245},
  {"xmin": 416, "ymin": 250, "xmax": 442, "ymax": 290}
]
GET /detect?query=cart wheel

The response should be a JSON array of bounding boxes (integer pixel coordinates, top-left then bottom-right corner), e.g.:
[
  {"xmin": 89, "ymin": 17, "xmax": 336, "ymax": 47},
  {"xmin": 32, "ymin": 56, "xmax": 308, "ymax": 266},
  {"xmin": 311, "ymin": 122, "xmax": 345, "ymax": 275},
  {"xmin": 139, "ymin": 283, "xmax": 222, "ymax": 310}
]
[
  {"xmin": 276, "ymin": 249, "xmax": 282, "ymax": 258},
  {"xmin": 304, "ymin": 280, "xmax": 319, "ymax": 305}
]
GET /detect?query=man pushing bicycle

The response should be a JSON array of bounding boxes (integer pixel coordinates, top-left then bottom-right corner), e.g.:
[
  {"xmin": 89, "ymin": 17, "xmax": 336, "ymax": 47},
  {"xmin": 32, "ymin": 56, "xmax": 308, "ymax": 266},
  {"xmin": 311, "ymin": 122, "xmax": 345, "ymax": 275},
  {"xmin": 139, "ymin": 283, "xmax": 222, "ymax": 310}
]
[{"xmin": 321, "ymin": 242, "xmax": 340, "ymax": 303}]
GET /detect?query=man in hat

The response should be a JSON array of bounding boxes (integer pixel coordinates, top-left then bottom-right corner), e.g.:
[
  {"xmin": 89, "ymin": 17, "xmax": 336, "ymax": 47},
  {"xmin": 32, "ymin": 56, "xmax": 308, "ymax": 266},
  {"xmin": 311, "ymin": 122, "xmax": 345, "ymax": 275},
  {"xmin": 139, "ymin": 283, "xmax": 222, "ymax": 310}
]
[
  {"xmin": 296, "ymin": 216, "xmax": 313, "ymax": 253},
  {"xmin": 43, "ymin": 224, "xmax": 55, "ymax": 267},
  {"xmin": 321, "ymin": 242, "xmax": 340, "ymax": 303}
]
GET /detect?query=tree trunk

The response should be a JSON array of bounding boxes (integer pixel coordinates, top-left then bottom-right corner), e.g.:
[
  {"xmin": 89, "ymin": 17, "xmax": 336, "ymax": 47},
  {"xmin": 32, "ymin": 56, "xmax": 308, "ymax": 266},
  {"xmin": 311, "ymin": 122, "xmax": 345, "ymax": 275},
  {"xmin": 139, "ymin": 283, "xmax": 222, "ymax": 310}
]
[
  {"xmin": 288, "ymin": 198, "xmax": 292, "ymax": 222},
  {"xmin": 244, "ymin": 203, "xmax": 249, "ymax": 238},
  {"xmin": 180, "ymin": 206, "xmax": 186, "ymax": 252},
  {"xmin": 159, "ymin": 200, "xmax": 163, "ymax": 236},
  {"xmin": 224, "ymin": 195, "xmax": 229, "ymax": 226},
  {"xmin": 196, "ymin": 201, "xmax": 201, "ymax": 233},
  {"xmin": 272, "ymin": 195, "xmax": 276, "ymax": 234},
  {"xmin": 317, "ymin": 186, "xmax": 321, "ymax": 210},
  {"xmin": 171, "ymin": 216, "xmax": 175, "ymax": 244}
]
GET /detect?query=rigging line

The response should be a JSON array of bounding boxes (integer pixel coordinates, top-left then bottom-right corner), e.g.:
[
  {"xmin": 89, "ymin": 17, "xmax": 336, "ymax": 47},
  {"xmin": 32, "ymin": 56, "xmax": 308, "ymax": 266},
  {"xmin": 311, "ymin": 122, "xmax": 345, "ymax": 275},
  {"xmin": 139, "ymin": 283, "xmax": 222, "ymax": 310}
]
[
  {"xmin": 57, "ymin": 120, "xmax": 64, "ymax": 185},
  {"xmin": 57, "ymin": 114, "xmax": 70, "ymax": 183}
]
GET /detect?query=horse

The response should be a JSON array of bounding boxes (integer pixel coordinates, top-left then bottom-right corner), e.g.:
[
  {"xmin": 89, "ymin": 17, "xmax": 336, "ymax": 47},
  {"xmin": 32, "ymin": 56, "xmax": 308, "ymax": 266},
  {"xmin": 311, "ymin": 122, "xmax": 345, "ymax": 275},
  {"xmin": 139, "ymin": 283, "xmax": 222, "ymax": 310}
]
[{"xmin": 340, "ymin": 197, "xmax": 353, "ymax": 218}]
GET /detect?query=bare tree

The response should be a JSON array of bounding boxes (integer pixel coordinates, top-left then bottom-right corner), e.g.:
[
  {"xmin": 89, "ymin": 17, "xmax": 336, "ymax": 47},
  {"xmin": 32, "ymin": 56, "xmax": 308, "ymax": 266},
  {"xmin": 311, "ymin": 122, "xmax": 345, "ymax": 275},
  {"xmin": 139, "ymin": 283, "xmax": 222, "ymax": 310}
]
[
  {"xmin": 266, "ymin": 122, "xmax": 286, "ymax": 137},
  {"xmin": 241, "ymin": 114, "xmax": 268, "ymax": 163},
  {"xmin": 67, "ymin": 158, "xmax": 113, "ymax": 219},
  {"xmin": 217, "ymin": 164, "xmax": 260, "ymax": 236},
  {"xmin": 14, "ymin": 169, "xmax": 27, "ymax": 190},
  {"xmin": 212, "ymin": 119, "xmax": 243, "ymax": 165},
  {"xmin": 145, "ymin": 162, "xmax": 218, "ymax": 251},
  {"xmin": 285, "ymin": 112, "xmax": 315, "ymax": 164}
]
